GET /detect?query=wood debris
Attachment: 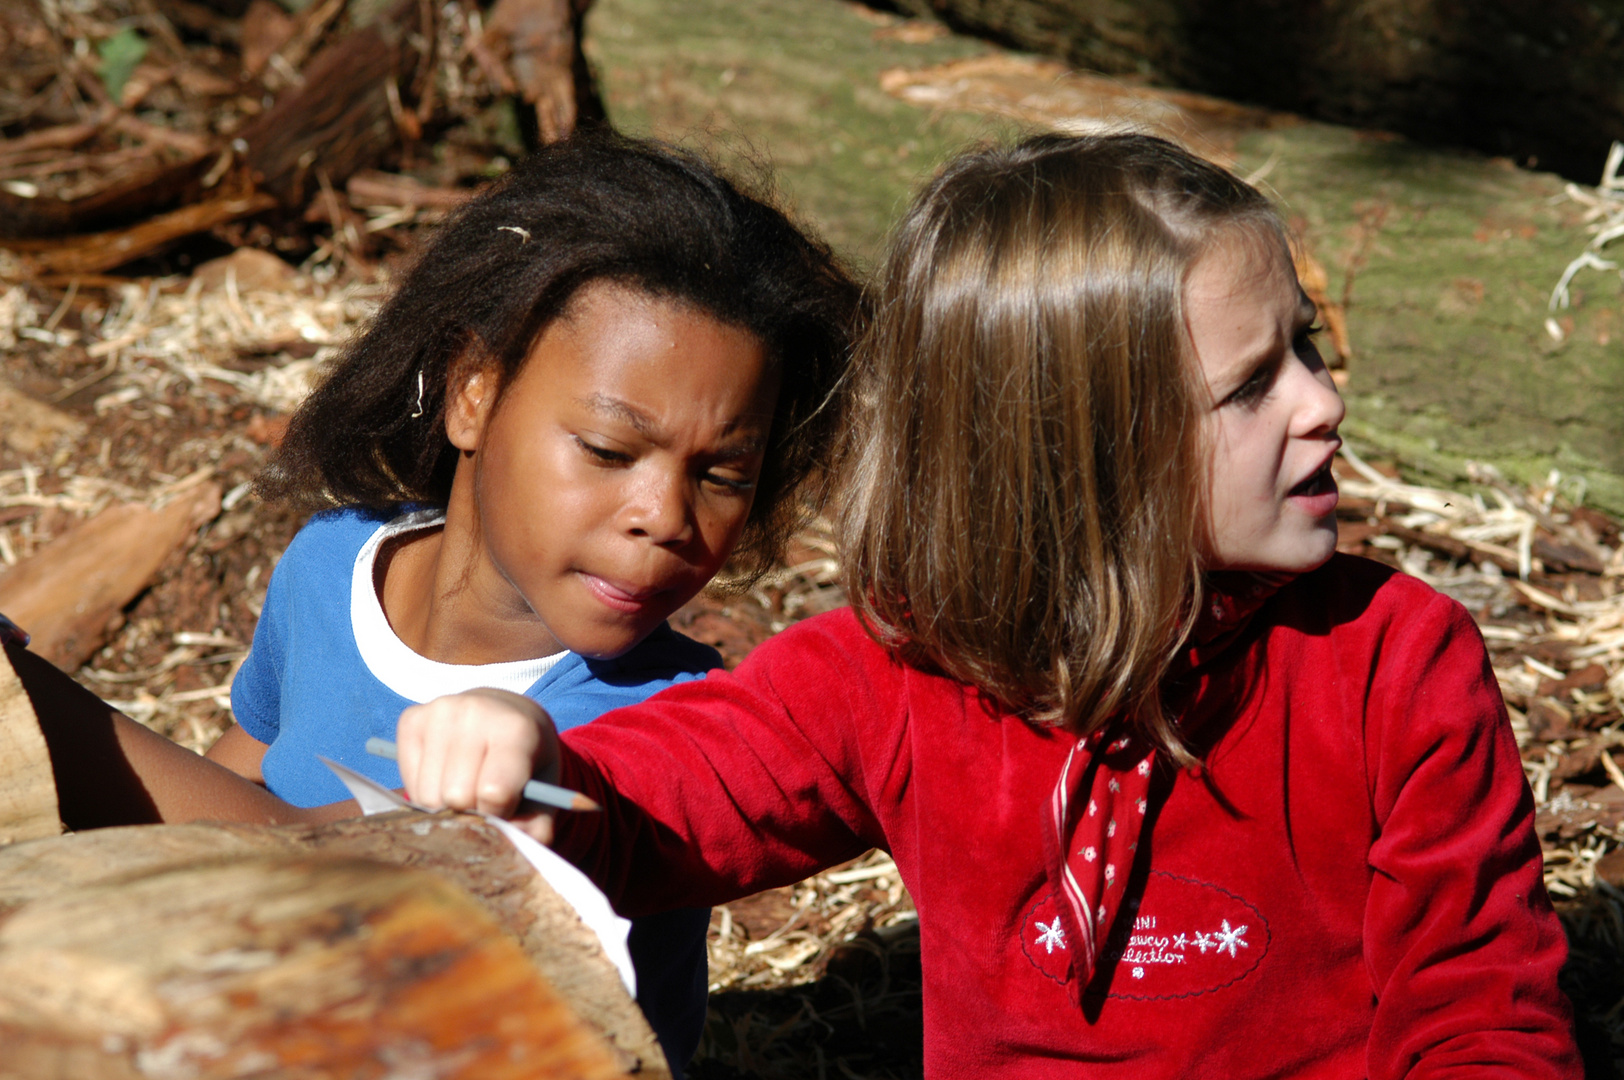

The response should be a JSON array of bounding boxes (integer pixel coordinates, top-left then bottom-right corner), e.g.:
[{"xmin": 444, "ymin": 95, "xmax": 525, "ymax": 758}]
[
  {"xmin": 1547, "ymin": 141, "xmax": 1624, "ymax": 343},
  {"xmin": 0, "ymin": 0, "xmax": 593, "ymax": 276}
]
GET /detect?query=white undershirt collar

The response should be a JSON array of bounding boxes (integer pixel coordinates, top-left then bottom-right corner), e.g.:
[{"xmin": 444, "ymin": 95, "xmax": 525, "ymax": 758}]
[{"xmin": 350, "ymin": 508, "xmax": 565, "ymax": 702}]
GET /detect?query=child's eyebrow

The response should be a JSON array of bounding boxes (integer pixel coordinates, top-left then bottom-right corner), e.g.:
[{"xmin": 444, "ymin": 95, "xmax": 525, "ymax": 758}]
[
  {"xmin": 577, "ymin": 393, "xmax": 769, "ymax": 455},
  {"xmin": 580, "ymin": 393, "xmax": 661, "ymax": 438}
]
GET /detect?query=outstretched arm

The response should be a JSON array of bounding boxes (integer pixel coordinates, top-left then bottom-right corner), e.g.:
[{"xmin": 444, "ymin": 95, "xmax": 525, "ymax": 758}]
[
  {"xmin": 6, "ymin": 641, "xmax": 356, "ymax": 829},
  {"xmin": 1360, "ymin": 594, "xmax": 1580, "ymax": 1078}
]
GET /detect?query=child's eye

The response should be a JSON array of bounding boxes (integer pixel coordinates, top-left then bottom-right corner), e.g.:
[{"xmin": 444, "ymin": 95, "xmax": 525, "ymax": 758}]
[
  {"xmin": 702, "ymin": 470, "xmax": 756, "ymax": 495},
  {"xmin": 575, "ymin": 437, "xmax": 630, "ymax": 464},
  {"xmin": 1221, "ymin": 365, "xmax": 1274, "ymax": 408}
]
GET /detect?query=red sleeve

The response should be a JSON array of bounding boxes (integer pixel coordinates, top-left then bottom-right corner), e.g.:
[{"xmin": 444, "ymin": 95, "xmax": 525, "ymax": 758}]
[
  {"xmin": 550, "ymin": 611, "xmax": 907, "ymax": 917},
  {"xmin": 1362, "ymin": 586, "xmax": 1580, "ymax": 1078}
]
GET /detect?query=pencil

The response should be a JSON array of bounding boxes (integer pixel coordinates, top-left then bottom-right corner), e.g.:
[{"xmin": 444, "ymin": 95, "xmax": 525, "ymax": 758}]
[{"xmin": 364, "ymin": 737, "xmax": 601, "ymax": 812}]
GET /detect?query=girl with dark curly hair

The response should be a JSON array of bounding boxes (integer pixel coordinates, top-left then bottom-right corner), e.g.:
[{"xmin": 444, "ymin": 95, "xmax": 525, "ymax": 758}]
[{"xmin": 201, "ymin": 131, "xmax": 858, "ymax": 1075}]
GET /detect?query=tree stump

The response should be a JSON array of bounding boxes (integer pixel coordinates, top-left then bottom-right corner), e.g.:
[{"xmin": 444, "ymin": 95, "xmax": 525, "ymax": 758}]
[{"xmin": 0, "ymin": 646, "xmax": 669, "ymax": 1079}]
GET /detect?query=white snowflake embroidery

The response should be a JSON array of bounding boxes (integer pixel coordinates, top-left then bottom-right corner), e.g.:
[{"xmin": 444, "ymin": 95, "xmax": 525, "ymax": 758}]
[
  {"xmin": 1034, "ymin": 920, "xmax": 1067, "ymax": 954},
  {"xmin": 1082, "ymin": 845, "xmax": 1097, "ymax": 862},
  {"xmin": 1107, "ymin": 820, "xmax": 1117, "ymax": 837},
  {"xmin": 1193, "ymin": 932, "xmax": 1215, "ymax": 954},
  {"xmin": 1132, "ymin": 966, "xmax": 1145, "ymax": 979},
  {"xmin": 1171, "ymin": 933, "xmax": 1189, "ymax": 950},
  {"xmin": 1135, "ymin": 798, "xmax": 1147, "ymax": 815},
  {"xmin": 1137, "ymin": 760, "xmax": 1151, "ymax": 776},
  {"xmin": 1104, "ymin": 863, "xmax": 1116, "ymax": 884},
  {"xmin": 1087, "ymin": 798, "xmax": 1098, "ymax": 817},
  {"xmin": 1212, "ymin": 920, "xmax": 1249, "ymax": 958}
]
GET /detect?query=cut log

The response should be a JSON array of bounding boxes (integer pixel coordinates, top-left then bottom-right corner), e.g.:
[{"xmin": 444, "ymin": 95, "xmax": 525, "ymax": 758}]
[
  {"xmin": 0, "ymin": 814, "xmax": 670, "ymax": 1078},
  {"xmin": 0, "ymin": 479, "xmax": 223, "ymax": 669},
  {"xmin": 0, "ymin": 855, "xmax": 645, "ymax": 1080},
  {"xmin": 0, "ymin": 639, "xmax": 667, "ymax": 1077}
]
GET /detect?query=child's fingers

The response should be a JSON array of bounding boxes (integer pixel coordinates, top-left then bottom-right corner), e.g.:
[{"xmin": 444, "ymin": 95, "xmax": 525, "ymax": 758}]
[
  {"xmin": 394, "ymin": 689, "xmax": 555, "ymax": 817},
  {"xmin": 396, "ymin": 698, "xmax": 460, "ymax": 806},
  {"xmin": 436, "ymin": 727, "xmax": 492, "ymax": 812}
]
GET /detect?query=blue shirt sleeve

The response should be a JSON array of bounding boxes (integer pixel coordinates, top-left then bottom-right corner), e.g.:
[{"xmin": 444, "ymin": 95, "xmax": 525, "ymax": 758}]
[{"xmin": 229, "ymin": 547, "xmax": 295, "ymax": 745}]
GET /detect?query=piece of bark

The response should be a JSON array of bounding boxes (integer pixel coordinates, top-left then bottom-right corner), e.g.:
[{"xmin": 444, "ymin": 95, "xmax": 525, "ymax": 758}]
[
  {"xmin": 3, "ymin": 189, "xmax": 276, "ymax": 276},
  {"xmin": 239, "ymin": 0, "xmax": 432, "ymax": 205},
  {"xmin": 482, "ymin": 0, "xmax": 580, "ymax": 143},
  {"xmin": 0, "ymin": 855, "xmax": 643, "ymax": 1080},
  {"xmin": 0, "ymin": 111, "xmax": 218, "ymax": 241},
  {"xmin": 192, "ymin": 247, "xmax": 300, "ymax": 293},
  {"xmin": 0, "ymin": 813, "xmax": 669, "ymax": 1078},
  {"xmin": 347, "ymin": 169, "xmax": 476, "ymax": 209},
  {"xmin": 241, "ymin": 0, "xmax": 299, "ymax": 78},
  {"xmin": 0, "ymin": 646, "xmax": 61, "ymax": 846},
  {"xmin": 0, "ymin": 480, "xmax": 223, "ymax": 669},
  {"xmin": 0, "ymin": 381, "xmax": 88, "ymax": 455}
]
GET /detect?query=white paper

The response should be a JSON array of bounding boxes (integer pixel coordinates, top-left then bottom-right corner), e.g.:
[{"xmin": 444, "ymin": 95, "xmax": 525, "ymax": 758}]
[{"xmin": 319, "ymin": 757, "xmax": 636, "ymax": 997}]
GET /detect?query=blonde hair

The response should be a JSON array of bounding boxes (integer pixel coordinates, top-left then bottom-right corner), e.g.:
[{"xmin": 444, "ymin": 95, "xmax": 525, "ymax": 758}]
[{"xmin": 839, "ymin": 133, "xmax": 1283, "ymax": 756}]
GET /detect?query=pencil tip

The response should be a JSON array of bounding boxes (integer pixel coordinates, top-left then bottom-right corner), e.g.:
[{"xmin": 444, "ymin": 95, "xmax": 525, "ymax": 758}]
[{"xmin": 572, "ymin": 793, "xmax": 601, "ymax": 812}]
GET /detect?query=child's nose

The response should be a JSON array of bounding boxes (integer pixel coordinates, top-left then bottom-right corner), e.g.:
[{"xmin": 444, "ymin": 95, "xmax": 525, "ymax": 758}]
[
  {"xmin": 624, "ymin": 472, "xmax": 696, "ymax": 547},
  {"xmin": 1292, "ymin": 364, "xmax": 1346, "ymax": 435}
]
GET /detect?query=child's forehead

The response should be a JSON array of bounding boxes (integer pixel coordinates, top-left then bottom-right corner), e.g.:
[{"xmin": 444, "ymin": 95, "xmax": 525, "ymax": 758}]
[
  {"xmin": 1186, "ymin": 227, "xmax": 1305, "ymax": 307},
  {"xmin": 548, "ymin": 279, "xmax": 750, "ymax": 344}
]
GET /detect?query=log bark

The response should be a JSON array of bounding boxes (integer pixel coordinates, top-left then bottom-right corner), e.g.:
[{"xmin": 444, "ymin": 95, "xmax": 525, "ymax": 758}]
[
  {"xmin": 0, "ymin": 643, "xmax": 60, "ymax": 846},
  {"xmin": 0, "ymin": 479, "xmax": 223, "ymax": 669},
  {"xmin": 891, "ymin": 0, "xmax": 1624, "ymax": 181}
]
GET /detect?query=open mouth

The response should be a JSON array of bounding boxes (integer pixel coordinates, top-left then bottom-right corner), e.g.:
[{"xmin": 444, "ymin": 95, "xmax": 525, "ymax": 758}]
[{"xmin": 1289, "ymin": 458, "xmax": 1337, "ymax": 498}]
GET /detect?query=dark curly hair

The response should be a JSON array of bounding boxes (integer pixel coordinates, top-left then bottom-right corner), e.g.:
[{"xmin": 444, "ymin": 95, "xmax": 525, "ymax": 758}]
[{"xmin": 260, "ymin": 132, "xmax": 860, "ymax": 585}]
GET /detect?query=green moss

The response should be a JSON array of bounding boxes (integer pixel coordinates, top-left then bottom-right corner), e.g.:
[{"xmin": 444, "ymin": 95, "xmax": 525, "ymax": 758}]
[
  {"xmin": 584, "ymin": 0, "xmax": 1024, "ymax": 268},
  {"xmin": 1229, "ymin": 125, "xmax": 1624, "ymax": 509},
  {"xmin": 584, "ymin": 0, "xmax": 1624, "ymax": 512}
]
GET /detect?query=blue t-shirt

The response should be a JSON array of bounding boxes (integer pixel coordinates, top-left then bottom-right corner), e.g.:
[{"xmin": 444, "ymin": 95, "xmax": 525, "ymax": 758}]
[{"xmin": 231, "ymin": 505, "xmax": 719, "ymax": 1074}]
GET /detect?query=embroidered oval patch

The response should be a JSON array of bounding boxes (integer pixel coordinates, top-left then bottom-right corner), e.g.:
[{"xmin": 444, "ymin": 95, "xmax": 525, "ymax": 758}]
[
  {"xmin": 1098, "ymin": 871, "xmax": 1269, "ymax": 1000},
  {"xmin": 1020, "ymin": 871, "xmax": 1270, "ymax": 1000}
]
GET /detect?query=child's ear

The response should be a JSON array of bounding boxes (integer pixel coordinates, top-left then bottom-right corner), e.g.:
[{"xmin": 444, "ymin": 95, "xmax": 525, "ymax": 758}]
[{"xmin": 445, "ymin": 362, "xmax": 498, "ymax": 452}]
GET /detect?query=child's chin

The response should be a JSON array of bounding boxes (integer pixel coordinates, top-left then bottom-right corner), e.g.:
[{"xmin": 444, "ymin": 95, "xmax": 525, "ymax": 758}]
[{"xmin": 1214, "ymin": 533, "xmax": 1339, "ymax": 575}]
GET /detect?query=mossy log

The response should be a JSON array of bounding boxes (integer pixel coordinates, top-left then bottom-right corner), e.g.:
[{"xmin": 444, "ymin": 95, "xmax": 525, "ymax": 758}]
[{"xmin": 890, "ymin": 0, "xmax": 1624, "ymax": 181}]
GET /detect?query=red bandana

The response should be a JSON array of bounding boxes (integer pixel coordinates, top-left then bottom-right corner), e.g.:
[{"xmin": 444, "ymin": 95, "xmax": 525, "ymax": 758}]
[{"xmin": 1044, "ymin": 574, "xmax": 1283, "ymax": 996}]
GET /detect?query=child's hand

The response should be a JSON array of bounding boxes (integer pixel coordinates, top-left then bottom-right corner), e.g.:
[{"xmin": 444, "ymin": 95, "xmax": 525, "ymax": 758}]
[{"xmin": 395, "ymin": 688, "xmax": 560, "ymax": 841}]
